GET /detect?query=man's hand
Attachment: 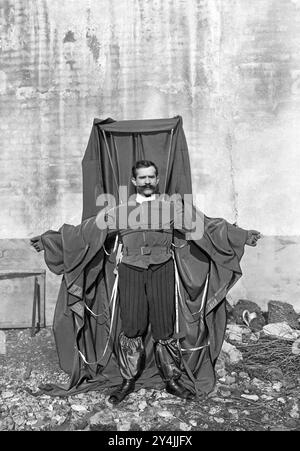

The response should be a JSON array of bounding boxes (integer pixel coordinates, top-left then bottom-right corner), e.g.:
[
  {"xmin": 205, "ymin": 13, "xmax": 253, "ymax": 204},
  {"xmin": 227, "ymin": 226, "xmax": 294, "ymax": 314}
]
[
  {"xmin": 30, "ymin": 235, "xmax": 44, "ymax": 252},
  {"xmin": 246, "ymin": 230, "xmax": 261, "ymax": 247}
]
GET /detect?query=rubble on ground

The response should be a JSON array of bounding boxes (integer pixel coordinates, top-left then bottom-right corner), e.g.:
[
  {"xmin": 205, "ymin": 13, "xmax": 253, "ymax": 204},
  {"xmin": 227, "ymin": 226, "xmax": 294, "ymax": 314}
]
[
  {"xmin": 263, "ymin": 322, "xmax": 300, "ymax": 340},
  {"xmin": 267, "ymin": 301, "xmax": 300, "ymax": 329},
  {"xmin": 0, "ymin": 299, "xmax": 299, "ymax": 431},
  {"xmin": 229, "ymin": 299, "xmax": 266, "ymax": 331}
]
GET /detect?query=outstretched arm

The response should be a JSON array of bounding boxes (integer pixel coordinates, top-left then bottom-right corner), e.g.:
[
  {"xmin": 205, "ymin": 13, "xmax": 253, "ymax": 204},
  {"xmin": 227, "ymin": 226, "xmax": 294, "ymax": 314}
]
[
  {"xmin": 30, "ymin": 217, "xmax": 108, "ymax": 278},
  {"xmin": 30, "ymin": 235, "xmax": 44, "ymax": 252},
  {"xmin": 30, "ymin": 230, "xmax": 64, "ymax": 275},
  {"xmin": 245, "ymin": 229, "xmax": 261, "ymax": 247}
]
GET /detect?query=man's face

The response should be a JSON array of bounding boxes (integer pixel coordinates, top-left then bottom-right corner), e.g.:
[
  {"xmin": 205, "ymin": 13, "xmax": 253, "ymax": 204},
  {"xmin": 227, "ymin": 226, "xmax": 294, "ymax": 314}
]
[{"xmin": 131, "ymin": 166, "xmax": 159, "ymax": 197}]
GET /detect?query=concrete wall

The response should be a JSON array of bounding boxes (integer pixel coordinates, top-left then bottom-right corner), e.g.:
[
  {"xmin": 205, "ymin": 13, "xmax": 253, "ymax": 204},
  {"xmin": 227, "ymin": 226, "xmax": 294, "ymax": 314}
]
[{"xmin": 1, "ymin": 0, "xmax": 300, "ymax": 323}]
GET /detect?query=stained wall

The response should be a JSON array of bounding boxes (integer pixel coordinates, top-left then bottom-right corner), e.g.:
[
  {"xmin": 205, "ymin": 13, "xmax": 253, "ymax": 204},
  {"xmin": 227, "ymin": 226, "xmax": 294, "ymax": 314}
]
[{"xmin": 1, "ymin": 0, "xmax": 300, "ymax": 322}]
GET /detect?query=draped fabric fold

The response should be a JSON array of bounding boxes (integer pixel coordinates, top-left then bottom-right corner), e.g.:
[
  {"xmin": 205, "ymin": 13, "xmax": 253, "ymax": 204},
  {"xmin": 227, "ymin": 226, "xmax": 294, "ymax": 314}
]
[{"xmin": 40, "ymin": 116, "xmax": 247, "ymax": 397}]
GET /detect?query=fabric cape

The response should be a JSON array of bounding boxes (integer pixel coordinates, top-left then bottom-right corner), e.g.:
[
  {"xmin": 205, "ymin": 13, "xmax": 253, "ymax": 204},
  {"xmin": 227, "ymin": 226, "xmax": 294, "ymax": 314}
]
[{"xmin": 40, "ymin": 116, "xmax": 247, "ymax": 396}]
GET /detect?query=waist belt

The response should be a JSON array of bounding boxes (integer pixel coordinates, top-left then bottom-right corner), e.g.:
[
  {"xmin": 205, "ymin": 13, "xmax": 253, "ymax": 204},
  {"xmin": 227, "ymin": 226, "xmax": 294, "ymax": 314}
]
[{"xmin": 123, "ymin": 246, "xmax": 171, "ymax": 256}]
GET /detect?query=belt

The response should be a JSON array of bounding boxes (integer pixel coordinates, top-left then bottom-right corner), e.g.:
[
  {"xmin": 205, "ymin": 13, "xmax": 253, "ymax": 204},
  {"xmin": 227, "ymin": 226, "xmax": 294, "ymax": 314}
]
[{"xmin": 123, "ymin": 246, "xmax": 171, "ymax": 256}]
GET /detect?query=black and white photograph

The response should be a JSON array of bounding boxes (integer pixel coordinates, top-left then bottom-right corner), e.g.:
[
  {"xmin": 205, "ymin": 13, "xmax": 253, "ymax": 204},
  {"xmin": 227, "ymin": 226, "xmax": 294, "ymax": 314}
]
[{"xmin": 0, "ymin": 0, "xmax": 299, "ymax": 435}]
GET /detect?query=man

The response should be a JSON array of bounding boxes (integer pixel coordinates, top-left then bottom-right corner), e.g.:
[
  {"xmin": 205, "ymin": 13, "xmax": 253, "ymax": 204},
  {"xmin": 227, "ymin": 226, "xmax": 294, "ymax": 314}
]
[
  {"xmin": 31, "ymin": 160, "xmax": 261, "ymax": 404},
  {"xmin": 98, "ymin": 160, "xmax": 199, "ymax": 404}
]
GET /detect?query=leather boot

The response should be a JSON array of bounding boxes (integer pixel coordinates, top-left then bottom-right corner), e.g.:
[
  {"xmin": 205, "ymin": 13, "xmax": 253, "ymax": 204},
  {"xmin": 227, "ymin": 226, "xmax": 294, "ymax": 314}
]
[
  {"xmin": 108, "ymin": 332, "xmax": 145, "ymax": 405},
  {"xmin": 108, "ymin": 378, "xmax": 136, "ymax": 405},
  {"xmin": 154, "ymin": 338, "xmax": 194, "ymax": 401}
]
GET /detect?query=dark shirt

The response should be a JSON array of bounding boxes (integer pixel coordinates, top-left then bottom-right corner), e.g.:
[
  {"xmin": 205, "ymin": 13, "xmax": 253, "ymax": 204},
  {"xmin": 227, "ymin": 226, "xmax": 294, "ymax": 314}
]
[{"xmin": 98, "ymin": 194, "xmax": 193, "ymax": 268}]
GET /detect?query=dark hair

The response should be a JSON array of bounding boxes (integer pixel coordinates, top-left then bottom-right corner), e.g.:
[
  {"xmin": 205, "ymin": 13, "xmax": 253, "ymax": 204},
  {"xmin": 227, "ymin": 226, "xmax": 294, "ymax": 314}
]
[{"xmin": 132, "ymin": 160, "xmax": 158, "ymax": 178}]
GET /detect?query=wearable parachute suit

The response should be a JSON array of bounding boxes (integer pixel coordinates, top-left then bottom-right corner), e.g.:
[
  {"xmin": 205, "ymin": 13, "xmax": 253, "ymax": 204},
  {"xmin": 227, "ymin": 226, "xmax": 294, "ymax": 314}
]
[{"xmin": 40, "ymin": 116, "xmax": 247, "ymax": 396}]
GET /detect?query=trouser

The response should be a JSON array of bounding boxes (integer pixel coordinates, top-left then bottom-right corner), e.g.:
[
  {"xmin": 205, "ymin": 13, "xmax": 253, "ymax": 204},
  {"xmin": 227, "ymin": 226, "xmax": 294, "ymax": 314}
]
[
  {"xmin": 114, "ymin": 258, "xmax": 189, "ymax": 397},
  {"xmin": 117, "ymin": 258, "xmax": 175, "ymax": 341},
  {"xmin": 116, "ymin": 332, "xmax": 183, "ymax": 382}
]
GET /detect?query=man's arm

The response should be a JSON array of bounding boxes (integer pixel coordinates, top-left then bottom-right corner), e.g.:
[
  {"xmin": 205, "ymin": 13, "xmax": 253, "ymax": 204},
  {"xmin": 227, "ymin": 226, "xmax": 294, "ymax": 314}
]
[
  {"xmin": 30, "ymin": 217, "xmax": 107, "ymax": 277},
  {"xmin": 245, "ymin": 229, "xmax": 261, "ymax": 246},
  {"xmin": 30, "ymin": 230, "xmax": 64, "ymax": 275},
  {"xmin": 173, "ymin": 196, "xmax": 262, "ymax": 246},
  {"xmin": 30, "ymin": 235, "xmax": 44, "ymax": 252}
]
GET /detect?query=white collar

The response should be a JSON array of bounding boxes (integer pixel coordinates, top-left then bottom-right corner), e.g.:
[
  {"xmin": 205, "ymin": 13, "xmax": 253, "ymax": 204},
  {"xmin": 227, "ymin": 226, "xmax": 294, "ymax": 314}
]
[{"xmin": 136, "ymin": 193, "xmax": 156, "ymax": 204}]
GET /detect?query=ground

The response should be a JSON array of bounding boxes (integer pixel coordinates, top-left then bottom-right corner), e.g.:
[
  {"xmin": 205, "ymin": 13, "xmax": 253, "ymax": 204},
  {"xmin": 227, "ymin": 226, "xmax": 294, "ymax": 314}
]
[{"xmin": 0, "ymin": 327, "xmax": 299, "ymax": 432}]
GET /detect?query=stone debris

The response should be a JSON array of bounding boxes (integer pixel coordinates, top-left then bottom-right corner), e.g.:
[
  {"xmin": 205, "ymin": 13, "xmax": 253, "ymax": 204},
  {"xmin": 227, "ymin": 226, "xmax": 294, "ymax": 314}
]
[
  {"xmin": 286, "ymin": 418, "xmax": 299, "ymax": 429},
  {"xmin": 189, "ymin": 419, "xmax": 197, "ymax": 427},
  {"xmin": 263, "ymin": 322, "xmax": 300, "ymax": 340},
  {"xmin": 179, "ymin": 422, "xmax": 192, "ymax": 431},
  {"xmin": 220, "ymin": 341, "xmax": 243, "ymax": 364},
  {"xmin": 261, "ymin": 414, "xmax": 270, "ymax": 423},
  {"xmin": 71, "ymin": 404, "xmax": 88, "ymax": 413},
  {"xmin": 270, "ymin": 425, "xmax": 291, "ymax": 431},
  {"xmin": 225, "ymin": 300, "xmax": 235, "ymax": 322},
  {"xmin": 157, "ymin": 410, "xmax": 174, "ymax": 419},
  {"xmin": 289, "ymin": 403, "xmax": 299, "ymax": 420},
  {"xmin": 216, "ymin": 368, "xmax": 226, "ymax": 378},
  {"xmin": 291, "ymin": 338, "xmax": 300, "ymax": 355},
  {"xmin": 226, "ymin": 324, "xmax": 251, "ymax": 343},
  {"xmin": 138, "ymin": 400, "xmax": 148, "ymax": 411},
  {"xmin": 250, "ymin": 332, "xmax": 261, "ymax": 342},
  {"xmin": 272, "ymin": 382, "xmax": 283, "ymax": 392},
  {"xmin": 228, "ymin": 409, "xmax": 239, "ymax": 421},
  {"xmin": 0, "ymin": 324, "xmax": 299, "ymax": 431},
  {"xmin": 220, "ymin": 390, "xmax": 231, "ymax": 398},
  {"xmin": 89, "ymin": 411, "xmax": 116, "ymax": 431},
  {"xmin": 214, "ymin": 417, "xmax": 225, "ymax": 424},
  {"xmin": 239, "ymin": 372, "xmax": 250, "ymax": 379},
  {"xmin": 225, "ymin": 375, "xmax": 236, "ymax": 385},
  {"xmin": 209, "ymin": 406, "xmax": 222, "ymax": 415},
  {"xmin": 268, "ymin": 301, "xmax": 300, "ymax": 329},
  {"xmin": 231, "ymin": 300, "xmax": 266, "ymax": 331},
  {"xmin": 241, "ymin": 394, "xmax": 259, "ymax": 401},
  {"xmin": 0, "ymin": 416, "xmax": 15, "ymax": 431},
  {"xmin": 1, "ymin": 391, "xmax": 14, "ymax": 399},
  {"xmin": 226, "ymin": 324, "xmax": 244, "ymax": 342},
  {"xmin": 117, "ymin": 421, "xmax": 132, "ymax": 431},
  {"xmin": 265, "ymin": 366, "xmax": 284, "ymax": 381}
]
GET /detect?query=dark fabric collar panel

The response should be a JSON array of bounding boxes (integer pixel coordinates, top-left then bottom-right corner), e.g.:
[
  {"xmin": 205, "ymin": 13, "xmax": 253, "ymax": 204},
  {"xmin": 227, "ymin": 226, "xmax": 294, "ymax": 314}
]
[{"xmin": 95, "ymin": 116, "xmax": 181, "ymax": 133}]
